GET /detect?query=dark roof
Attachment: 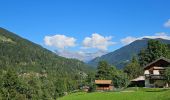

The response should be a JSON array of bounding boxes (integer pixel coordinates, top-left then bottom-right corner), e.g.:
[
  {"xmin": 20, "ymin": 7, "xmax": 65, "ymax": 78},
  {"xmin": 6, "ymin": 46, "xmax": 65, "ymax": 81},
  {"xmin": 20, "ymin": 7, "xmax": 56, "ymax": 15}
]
[{"xmin": 144, "ymin": 57, "xmax": 170, "ymax": 70}]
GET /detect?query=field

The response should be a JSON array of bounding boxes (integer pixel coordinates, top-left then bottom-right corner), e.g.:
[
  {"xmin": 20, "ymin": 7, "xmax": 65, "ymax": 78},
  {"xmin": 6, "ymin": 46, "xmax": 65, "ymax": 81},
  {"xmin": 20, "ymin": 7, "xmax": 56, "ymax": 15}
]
[{"xmin": 60, "ymin": 88, "xmax": 170, "ymax": 100}]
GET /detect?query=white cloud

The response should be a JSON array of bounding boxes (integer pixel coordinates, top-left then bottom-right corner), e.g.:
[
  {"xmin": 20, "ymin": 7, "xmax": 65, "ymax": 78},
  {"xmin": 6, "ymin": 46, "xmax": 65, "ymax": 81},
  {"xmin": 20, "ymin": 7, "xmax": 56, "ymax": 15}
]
[
  {"xmin": 121, "ymin": 36, "xmax": 137, "ymax": 45},
  {"xmin": 44, "ymin": 34, "xmax": 76, "ymax": 49},
  {"xmin": 55, "ymin": 50, "xmax": 107, "ymax": 62},
  {"xmin": 82, "ymin": 33, "xmax": 116, "ymax": 51},
  {"xmin": 121, "ymin": 32, "xmax": 170, "ymax": 45},
  {"xmin": 164, "ymin": 19, "xmax": 170, "ymax": 28}
]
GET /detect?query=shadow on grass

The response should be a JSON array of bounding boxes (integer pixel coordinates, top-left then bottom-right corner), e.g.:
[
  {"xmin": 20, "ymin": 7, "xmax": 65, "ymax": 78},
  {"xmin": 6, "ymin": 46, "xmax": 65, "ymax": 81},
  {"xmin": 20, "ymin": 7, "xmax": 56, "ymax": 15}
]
[
  {"xmin": 124, "ymin": 87, "xmax": 170, "ymax": 92},
  {"xmin": 143, "ymin": 89, "xmax": 169, "ymax": 92}
]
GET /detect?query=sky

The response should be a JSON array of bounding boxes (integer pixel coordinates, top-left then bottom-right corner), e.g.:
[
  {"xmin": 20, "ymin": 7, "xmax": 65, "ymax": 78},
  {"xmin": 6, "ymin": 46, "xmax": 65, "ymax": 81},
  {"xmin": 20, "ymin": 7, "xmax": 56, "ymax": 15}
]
[{"xmin": 0, "ymin": 0, "xmax": 170, "ymax": 61}]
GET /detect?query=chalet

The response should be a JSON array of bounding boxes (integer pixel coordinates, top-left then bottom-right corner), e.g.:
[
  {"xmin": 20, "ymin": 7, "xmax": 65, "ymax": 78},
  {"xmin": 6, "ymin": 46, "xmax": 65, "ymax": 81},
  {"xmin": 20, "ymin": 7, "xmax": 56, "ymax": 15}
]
[
  {"xmin": 144, "ymin": 57, "xmax": 170, "ymax": 88},
  {"xmin": 95, "ymin": 80, "xmax": 113, "ymax": 91}
]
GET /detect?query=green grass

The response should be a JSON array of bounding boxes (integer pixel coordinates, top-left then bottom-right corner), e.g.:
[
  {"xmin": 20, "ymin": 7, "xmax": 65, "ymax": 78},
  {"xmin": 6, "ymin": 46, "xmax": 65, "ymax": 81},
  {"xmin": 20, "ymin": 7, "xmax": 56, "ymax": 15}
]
[{"xmin": 60, "ymin": 88, "xmax": 170, "ymax": 100}]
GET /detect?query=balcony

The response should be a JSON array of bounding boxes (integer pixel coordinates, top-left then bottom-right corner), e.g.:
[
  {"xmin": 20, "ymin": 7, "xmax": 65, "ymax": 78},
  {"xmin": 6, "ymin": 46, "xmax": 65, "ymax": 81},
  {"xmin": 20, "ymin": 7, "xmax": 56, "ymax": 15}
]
[{"xmin": 145, "ymin": 74, "xmax": 165, "ymax": 80}]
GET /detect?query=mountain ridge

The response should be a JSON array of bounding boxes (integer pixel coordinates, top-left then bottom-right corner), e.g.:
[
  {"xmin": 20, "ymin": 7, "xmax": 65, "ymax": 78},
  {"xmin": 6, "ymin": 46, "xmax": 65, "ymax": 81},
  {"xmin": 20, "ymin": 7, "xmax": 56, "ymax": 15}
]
[
  {"xmin": 0, "ymin": 27, "xmax": 92, "ymax": 78},
  {"xmin": 88, "ymin": 38, "xmax": 170, "ymax": 69}
]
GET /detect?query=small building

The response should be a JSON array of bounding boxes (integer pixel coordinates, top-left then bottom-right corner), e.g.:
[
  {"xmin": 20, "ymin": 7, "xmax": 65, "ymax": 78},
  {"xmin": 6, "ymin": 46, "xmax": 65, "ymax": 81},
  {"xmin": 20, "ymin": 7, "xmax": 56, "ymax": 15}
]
[
  {"xmin": 95, "ymin": 80, "xmax": 113, "ymax": 91},
  {"xmin": 130, "ymin": 76, "xmax": 145, "ymax": 87},
  {"xmin": 144, "ymin": 57, "xmax": 170, "ymax": 88}
]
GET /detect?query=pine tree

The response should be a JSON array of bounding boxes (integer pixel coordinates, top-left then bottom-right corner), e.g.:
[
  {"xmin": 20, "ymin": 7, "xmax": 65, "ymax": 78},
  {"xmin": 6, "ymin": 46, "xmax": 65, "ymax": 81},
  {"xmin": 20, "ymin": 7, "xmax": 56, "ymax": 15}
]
[
  {"xmin": 138, "ymin": 40, "xmax": 169, "ymax": 66},
  {"xmin": 95, "ymin": 61, "xmax": 111, "ymax": 80}
]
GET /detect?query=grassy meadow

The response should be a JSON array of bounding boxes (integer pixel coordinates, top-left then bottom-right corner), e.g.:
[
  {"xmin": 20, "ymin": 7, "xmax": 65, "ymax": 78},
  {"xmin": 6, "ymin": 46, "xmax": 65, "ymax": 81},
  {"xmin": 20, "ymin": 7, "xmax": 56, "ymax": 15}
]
[{"xmin": 60, "ymin": 88, "xmax": 170, "ymax": 100}]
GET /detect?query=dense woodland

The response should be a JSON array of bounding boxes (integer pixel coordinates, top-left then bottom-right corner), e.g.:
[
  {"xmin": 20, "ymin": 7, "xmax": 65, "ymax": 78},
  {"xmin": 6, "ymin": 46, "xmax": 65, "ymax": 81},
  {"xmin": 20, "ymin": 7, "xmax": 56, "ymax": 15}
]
[
  {"xmin": 0, "ymin": 28, "xmax": 92, "ymax": 99},
  {"xmin": 0, "ymin": 27, "xmax": 170, "ymax": 99}
]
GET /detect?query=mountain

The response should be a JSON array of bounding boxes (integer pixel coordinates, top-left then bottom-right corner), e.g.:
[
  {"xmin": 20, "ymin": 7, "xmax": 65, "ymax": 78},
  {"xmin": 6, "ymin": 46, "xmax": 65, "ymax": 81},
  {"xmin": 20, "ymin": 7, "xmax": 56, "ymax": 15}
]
[
  {"xmin": 88, "ymin": 38, "xmax": 170, "ymax": 69},
  {"xmin": 0, "ymin": 27, "xmax": 92, "ymax": 83}
]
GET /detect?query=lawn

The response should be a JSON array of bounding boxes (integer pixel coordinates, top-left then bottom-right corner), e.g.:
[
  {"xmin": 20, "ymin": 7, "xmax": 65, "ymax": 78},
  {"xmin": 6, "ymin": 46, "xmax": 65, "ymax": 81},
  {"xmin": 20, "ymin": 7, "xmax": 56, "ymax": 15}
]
[{"xmin": 60, "ymin": 88, "xmax": 170, "ymax": 100}]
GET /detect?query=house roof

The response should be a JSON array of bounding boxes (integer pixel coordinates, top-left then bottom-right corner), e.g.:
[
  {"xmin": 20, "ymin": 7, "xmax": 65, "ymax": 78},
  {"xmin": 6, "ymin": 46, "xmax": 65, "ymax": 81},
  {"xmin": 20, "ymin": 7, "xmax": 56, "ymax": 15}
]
[
  {"xmin": 144, "ymin": 57, "xmax": 170, "ymax": 70},
  {"xmin": 95, "ymin": 80, "xmax": 112, "ymax": 84},
  {"xmin": 131, "ymin": 76, "xmax": 145, "ymax": 82}
]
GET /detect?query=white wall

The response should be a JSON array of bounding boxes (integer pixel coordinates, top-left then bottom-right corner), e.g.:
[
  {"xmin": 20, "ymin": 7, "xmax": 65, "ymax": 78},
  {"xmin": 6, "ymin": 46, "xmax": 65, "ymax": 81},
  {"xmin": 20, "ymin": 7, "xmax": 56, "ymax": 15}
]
[
  {"xmin": 144, "ymin": 70, "xmax": 149, "ymax": 75},
  {"xmin": 153, "ymin": 70, "xmax": 159, "ymax": 75}
]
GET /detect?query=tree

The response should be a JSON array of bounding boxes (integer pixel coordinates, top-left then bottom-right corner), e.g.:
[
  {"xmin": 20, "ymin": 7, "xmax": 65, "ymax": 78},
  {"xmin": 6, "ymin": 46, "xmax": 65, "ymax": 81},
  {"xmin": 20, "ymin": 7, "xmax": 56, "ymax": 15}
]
[
  {"xmin": 86, "ymin": 72, "xmax": 95, "ymax": 84},
  {"xmin": 0, "ymin": 68, "xmax": 33, "ymax": 100},
  {"xmin": 138, "ymin": 40, "xmax": 169, "ymax": 66},
  {"xmin": 138, "ymin": 49, "xmax": 150, "ymax": 67},
  {"xmin": 95, "ymin": 61, "xmax": 112, "ymax": 80},
  {"xmin": 124, "ymin": 56, "xmax": 142, "ymax": 79},
  {"xmin": 95, "ymin": 61, "xmax": 130, "ymax": 88},
  {"xmin": 167, "ymin": 44, "xmax": 170, "ymax": 58},
  {"xmin": 110, "ymin": 66, "xmax": 129, "ymax": 88},
  {"xmin": 83, "ymin": 72, "xmax": 96, "ymax": 92}
]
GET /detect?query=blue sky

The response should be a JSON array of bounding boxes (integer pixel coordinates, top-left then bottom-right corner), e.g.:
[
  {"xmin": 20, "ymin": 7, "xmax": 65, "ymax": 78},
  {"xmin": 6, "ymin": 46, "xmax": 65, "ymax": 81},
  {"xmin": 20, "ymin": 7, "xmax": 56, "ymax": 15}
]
[{"xmin": 0, "ymin": 0, "xmax": 170, "ymax": 61}]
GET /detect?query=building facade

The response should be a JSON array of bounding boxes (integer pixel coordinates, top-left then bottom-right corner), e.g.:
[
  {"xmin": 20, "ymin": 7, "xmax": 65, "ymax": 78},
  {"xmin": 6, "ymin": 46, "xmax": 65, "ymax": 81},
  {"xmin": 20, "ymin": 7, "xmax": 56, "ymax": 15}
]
[{"xmin": 144, "ymin": 57, "xmax": 170, "ymax": 88}]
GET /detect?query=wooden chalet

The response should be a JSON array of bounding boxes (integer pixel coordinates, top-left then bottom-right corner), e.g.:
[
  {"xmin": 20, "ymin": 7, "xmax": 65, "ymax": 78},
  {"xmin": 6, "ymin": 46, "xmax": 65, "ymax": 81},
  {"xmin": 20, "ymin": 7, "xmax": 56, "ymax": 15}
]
[
  {"xmin": 95, "ymin": 80, "xmax": 113, "ymax": 91},
  {"xmin": 144, "ymin": 57, "xmax": 170, "ymax": 88}
]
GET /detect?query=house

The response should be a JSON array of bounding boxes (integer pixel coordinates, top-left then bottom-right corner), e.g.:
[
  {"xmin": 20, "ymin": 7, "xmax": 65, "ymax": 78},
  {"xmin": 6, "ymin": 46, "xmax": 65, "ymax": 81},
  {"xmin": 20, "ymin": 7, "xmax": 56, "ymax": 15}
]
[
  {"xmin": 95, "ymin": 80, "xmax": 113, "ymax": 91},
  {"xmin": 144, "ymin": 57, "xmax": 170, "ymax": 88},
  {"xmin": 130, "ymin": 76, "xmax": 145, "ymax": 87}
]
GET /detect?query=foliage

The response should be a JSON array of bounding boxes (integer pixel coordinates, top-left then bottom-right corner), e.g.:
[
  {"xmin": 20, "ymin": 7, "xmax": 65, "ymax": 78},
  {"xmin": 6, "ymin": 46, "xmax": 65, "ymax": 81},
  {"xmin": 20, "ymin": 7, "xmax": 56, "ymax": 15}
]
[
  {"xmin": 138, "ymin": 40, "xmax": 169, "ymax": 66},
  {"xmin": 0, "ymin": 69, "xmax": 33, "ymax": 99},
  {"xmin": 0, "ymin": 27, "xmax": 93, "ymax": 99},
  {"xmin": 164, "ymin": 67, "xmax": 170, "ymax": 84},
  {"xmin": 95, "ymin": 61, "xmax": 112, "ymax": 80},
  {"xmin": 124, "ymin": 56, "xmax": 142, "ymax": 79},
  {"xmin": 95, "ymin": 61, "xmax": 129, "ymax": 88},
  {"xmin": 168, "ymin": 44, "xmax": 170, "ymax": 58},
  {"xmin": 88, "ymin": 84, "xmax": 96, "ymax": 93},
  {"xmin": 112, "ymin": 69, "xmax": 129, "ymax": 88}
]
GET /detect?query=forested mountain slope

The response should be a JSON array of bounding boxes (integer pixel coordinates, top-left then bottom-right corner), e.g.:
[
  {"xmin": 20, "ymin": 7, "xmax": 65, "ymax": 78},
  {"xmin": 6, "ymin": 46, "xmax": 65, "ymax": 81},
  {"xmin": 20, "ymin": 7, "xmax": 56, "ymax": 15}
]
[
  {"xmin": 88, "ymin": 38, "xmax": 170, "ymax": 69},
  {"xmin": 0, "ymin": 27, "xmax": 92, "ymax": 99},
  {"xmin": 0, "ymin": 27, "xmax": 91, "ymax": 73}
]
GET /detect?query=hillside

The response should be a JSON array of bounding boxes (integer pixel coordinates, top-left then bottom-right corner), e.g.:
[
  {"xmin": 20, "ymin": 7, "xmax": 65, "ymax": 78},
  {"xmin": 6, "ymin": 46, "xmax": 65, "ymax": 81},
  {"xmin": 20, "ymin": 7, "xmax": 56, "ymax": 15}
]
[
  {"xmin": 0, "ymin": 27, "xmax": 92, "ymax": 86},
  {"xmin": 88, "ymin": 38, "xmax": 170, "ymax": 69},
  {"xmin": 0, "ymin": 27, "xmax": 91, "ymax": 71}
]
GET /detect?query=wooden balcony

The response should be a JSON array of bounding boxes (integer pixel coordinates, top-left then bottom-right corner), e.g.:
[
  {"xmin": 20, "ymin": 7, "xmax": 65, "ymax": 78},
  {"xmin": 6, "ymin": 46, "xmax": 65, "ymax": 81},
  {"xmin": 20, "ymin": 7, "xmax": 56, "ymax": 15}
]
[{"xmin": 145, "ymin": 74, "xmax": 165, "ymax": 80}]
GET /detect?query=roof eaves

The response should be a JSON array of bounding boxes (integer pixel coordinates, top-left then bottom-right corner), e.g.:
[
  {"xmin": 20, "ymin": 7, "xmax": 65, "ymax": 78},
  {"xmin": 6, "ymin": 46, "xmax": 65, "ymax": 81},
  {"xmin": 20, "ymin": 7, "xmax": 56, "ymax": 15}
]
[{"xmin": 144, "ymin": 57, "xmax": 170, "ymax": 70}]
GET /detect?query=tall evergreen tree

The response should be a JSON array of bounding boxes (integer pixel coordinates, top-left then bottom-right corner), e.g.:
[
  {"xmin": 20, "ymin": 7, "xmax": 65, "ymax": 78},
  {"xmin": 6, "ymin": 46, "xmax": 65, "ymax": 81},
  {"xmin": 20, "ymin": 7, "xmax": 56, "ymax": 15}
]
[
  {"xmin": 138, "ymin": 40, "xmax": 169, "ymax": 66},
  {"xmin": 95, "ymin": 61, "xmax": 111, "ymax": 80}
]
